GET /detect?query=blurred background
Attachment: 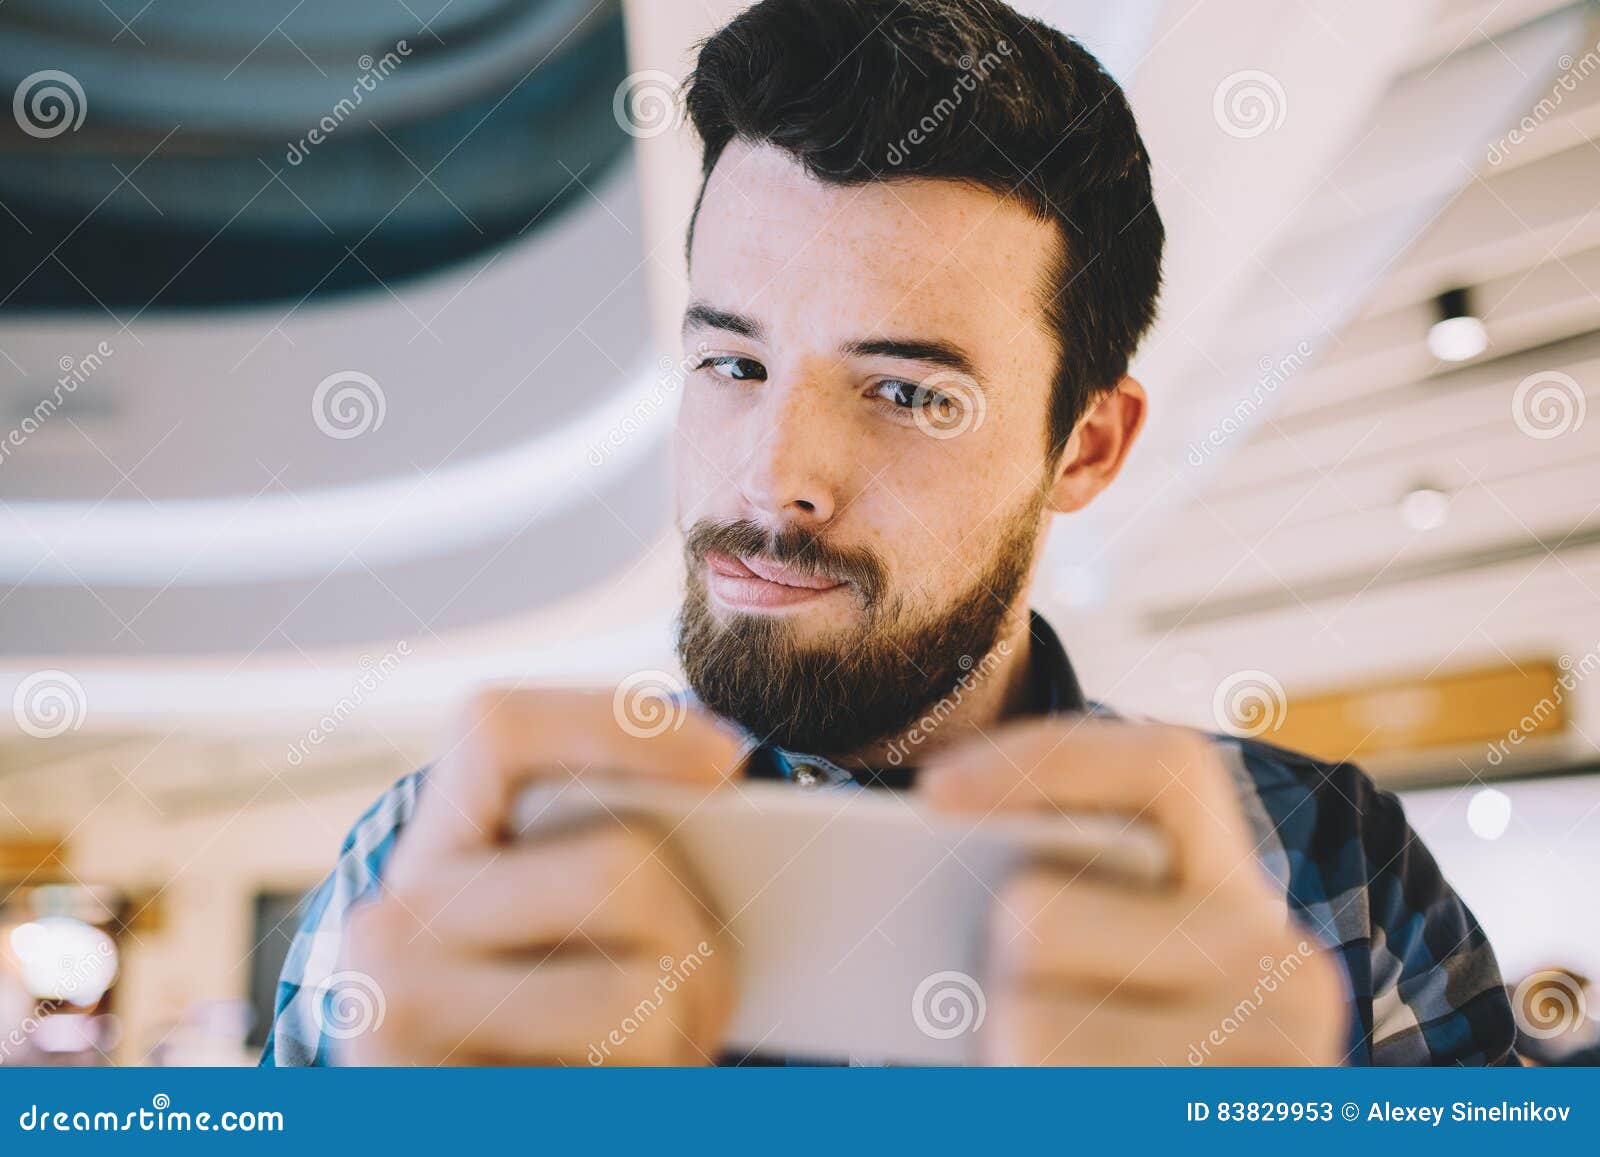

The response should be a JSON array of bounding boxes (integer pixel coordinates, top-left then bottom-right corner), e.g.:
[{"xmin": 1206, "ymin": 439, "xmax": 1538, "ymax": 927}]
[{"xmin": 2, "ymin": 0, "xmax": 1598, "ymax": 1065}]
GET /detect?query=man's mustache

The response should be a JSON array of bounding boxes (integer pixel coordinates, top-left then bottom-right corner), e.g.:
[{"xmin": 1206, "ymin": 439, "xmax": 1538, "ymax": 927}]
[{"xmin": 683, "ymin": 518, "xmax": 887, "ymax": 607}]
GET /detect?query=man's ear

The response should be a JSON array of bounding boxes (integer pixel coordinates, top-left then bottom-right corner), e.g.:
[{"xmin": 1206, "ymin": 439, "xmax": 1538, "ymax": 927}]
[{"xmin": 1046, "ymin": 377, "xmax": 1147, "ymax": 514}]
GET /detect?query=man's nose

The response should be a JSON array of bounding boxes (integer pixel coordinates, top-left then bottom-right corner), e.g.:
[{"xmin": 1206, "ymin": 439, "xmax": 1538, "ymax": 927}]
[{"xmin": 736, "ymin": 382, "xmax": 841, "ymax": 527}]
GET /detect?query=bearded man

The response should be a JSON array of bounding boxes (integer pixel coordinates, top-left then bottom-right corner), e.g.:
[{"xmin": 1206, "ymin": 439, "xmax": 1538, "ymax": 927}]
[{"xmin": 265, "ymin": 0, "xmax": 1516, "ymax": 1068}]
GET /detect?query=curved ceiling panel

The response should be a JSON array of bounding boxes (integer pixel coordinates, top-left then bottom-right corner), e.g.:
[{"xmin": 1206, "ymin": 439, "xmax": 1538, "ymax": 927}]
[
  {"xmin": 0, "ymin": 154, "xmax": 671, "ymax": 655},
  {"xmin": 0, "ymin": 0, "xmax": 629, "ymax": 307}
]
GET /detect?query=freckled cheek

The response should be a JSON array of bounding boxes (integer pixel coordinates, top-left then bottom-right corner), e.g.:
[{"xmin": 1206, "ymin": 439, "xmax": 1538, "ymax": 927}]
[{"xmin": 859, "ymin": 457, "xmax": 991, "ymax": 572}]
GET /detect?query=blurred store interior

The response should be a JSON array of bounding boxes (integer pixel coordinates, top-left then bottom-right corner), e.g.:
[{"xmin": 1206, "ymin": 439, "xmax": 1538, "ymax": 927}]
[{"xmin": 2, "ymin": 0, "xmax": 1599, "ymax": 1063}]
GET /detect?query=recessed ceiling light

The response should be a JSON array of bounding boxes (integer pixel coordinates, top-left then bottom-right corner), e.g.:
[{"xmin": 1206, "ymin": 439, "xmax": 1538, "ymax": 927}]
[
  {"xmin": 1427, "ymin": 287, "xmax": 1488, "ymax": 362},
  {"xmin": 1400, "ymin": 485, "xmax": 1450, "ymax": 531}
]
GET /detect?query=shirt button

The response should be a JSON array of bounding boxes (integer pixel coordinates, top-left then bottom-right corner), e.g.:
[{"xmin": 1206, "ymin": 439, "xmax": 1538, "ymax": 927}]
[{"xmin": 791, "ymin": 763, "xmax": 821, "ymax": 788}]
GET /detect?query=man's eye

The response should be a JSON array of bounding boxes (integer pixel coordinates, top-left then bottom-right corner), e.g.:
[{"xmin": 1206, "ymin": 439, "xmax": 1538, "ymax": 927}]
[
  {"xmin": 873, "ymin": 380, "xmax": 946, "ymax": 410},
  {"xmin": 700, "ymin": 356, "xmax": 767, "ymax": 382}
]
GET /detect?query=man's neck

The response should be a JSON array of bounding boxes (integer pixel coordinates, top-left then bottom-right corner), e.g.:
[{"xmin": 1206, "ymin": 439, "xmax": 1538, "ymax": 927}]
[{"xmin": 832, "ymin": 608, "xmax": 1037, "ymax": 771}]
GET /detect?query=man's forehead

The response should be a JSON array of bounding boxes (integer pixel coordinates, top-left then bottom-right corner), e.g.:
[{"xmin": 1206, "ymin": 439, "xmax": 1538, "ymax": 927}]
[{"xmin": 692, "ymin": 141, "xmax": 1056, "ymax": 332}]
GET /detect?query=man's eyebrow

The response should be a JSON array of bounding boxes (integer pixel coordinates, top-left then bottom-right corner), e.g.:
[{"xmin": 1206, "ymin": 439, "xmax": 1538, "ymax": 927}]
[
  {"xmin": 682, "ymin": 301, "xmax": 765, "ymax": 340},
  {"xmin": 841, "ymin": 337, "xmax": 979, "ymax": 379}
]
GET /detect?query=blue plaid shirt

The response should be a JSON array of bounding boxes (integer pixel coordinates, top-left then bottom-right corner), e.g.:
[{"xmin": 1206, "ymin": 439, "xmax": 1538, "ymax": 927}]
[{"xmin": 262, "ymin": 613, "xmax": 1518, "ymax": 1066}]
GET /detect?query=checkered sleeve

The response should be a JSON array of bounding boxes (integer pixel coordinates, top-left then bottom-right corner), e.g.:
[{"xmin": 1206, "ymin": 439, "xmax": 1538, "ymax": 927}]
[
  {"xmin": 1229, "ymin": 738, "xmax": 1517, "ymax": 1066},
  {"xmin": 1353, "ymin": 776, "xmax": 1518, "ymax": 1065},
  {"xmin": 259, "ymin": 769, "xmax": 425, "ymax": 1066}
]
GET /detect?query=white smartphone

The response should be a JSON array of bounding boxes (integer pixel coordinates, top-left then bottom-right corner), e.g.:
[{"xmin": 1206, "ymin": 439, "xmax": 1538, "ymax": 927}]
[{"xmin": 511, "ymin": 778, "xmax": 1169, "ymax": 1064}]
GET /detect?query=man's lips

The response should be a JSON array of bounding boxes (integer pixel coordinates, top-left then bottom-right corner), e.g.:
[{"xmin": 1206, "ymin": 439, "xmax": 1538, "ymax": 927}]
[{"xmin": 704, "ymin": 549, "xmax": 847, "ymax": 609}]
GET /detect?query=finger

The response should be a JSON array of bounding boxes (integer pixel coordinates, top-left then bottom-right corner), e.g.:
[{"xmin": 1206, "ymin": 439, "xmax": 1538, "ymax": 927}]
[
  {"xmin": 989, "ymin": 870, "xmax": 1289, "ymax": 995},
  {"xmin": 398, "ymin": 826, "xmax": 721, "ymax": 953},
  {"xmin": 403, "ymin": 687, "xmax": 747, "ymax": 858},
  {"xmin": 988, "ymin": 977, "xmax": 1340, "ymax": 1067},
  {"xmin": 365, "ymin": 952, "xmax": 722, "ymax": 1066},
  {"xmin": 984, "ymin": 988, "xmax": 1228, "ymax": 1066},
  {"xmin": 920, "ymin": 718, "xmax": 1253, "ymax": 888}
]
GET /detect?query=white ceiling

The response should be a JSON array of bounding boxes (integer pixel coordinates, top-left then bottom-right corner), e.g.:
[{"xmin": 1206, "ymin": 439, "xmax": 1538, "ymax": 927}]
[{"xmin": 1061, "ymin": 0, "xmax": 1600, "ymax": 762}]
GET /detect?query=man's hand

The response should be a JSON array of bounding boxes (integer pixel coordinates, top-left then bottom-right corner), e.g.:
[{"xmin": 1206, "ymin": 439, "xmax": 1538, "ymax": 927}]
[
  {"xmin": 338, "ymin": 689, "xmax": 741, "ymax": 1065},
  {"xmin": 921, "ymin": 719, "xmax": 1346, "ymax": 1065}
]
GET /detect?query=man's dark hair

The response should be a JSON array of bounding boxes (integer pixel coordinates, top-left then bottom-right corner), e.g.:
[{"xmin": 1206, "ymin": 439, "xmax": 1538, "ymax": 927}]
[{"xmin": 684, "ymin": 0, "xmax": 1164, "ymax": 455}]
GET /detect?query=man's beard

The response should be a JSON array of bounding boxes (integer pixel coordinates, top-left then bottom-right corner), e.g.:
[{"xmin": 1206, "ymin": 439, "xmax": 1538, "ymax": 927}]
[{"xmin": 675, "ymin": 499, "xmax": 1042, "ymax": 758}]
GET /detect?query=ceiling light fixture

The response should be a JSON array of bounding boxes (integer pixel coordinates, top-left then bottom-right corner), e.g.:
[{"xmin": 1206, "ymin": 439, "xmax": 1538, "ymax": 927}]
[
  {"xmin": 1399, "ymin": 484, "xmax": 1451, "ymax": 531},
  {"xmin": 1427, "ymin": 286, "xmax": 1488, "ymax": 362}
]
